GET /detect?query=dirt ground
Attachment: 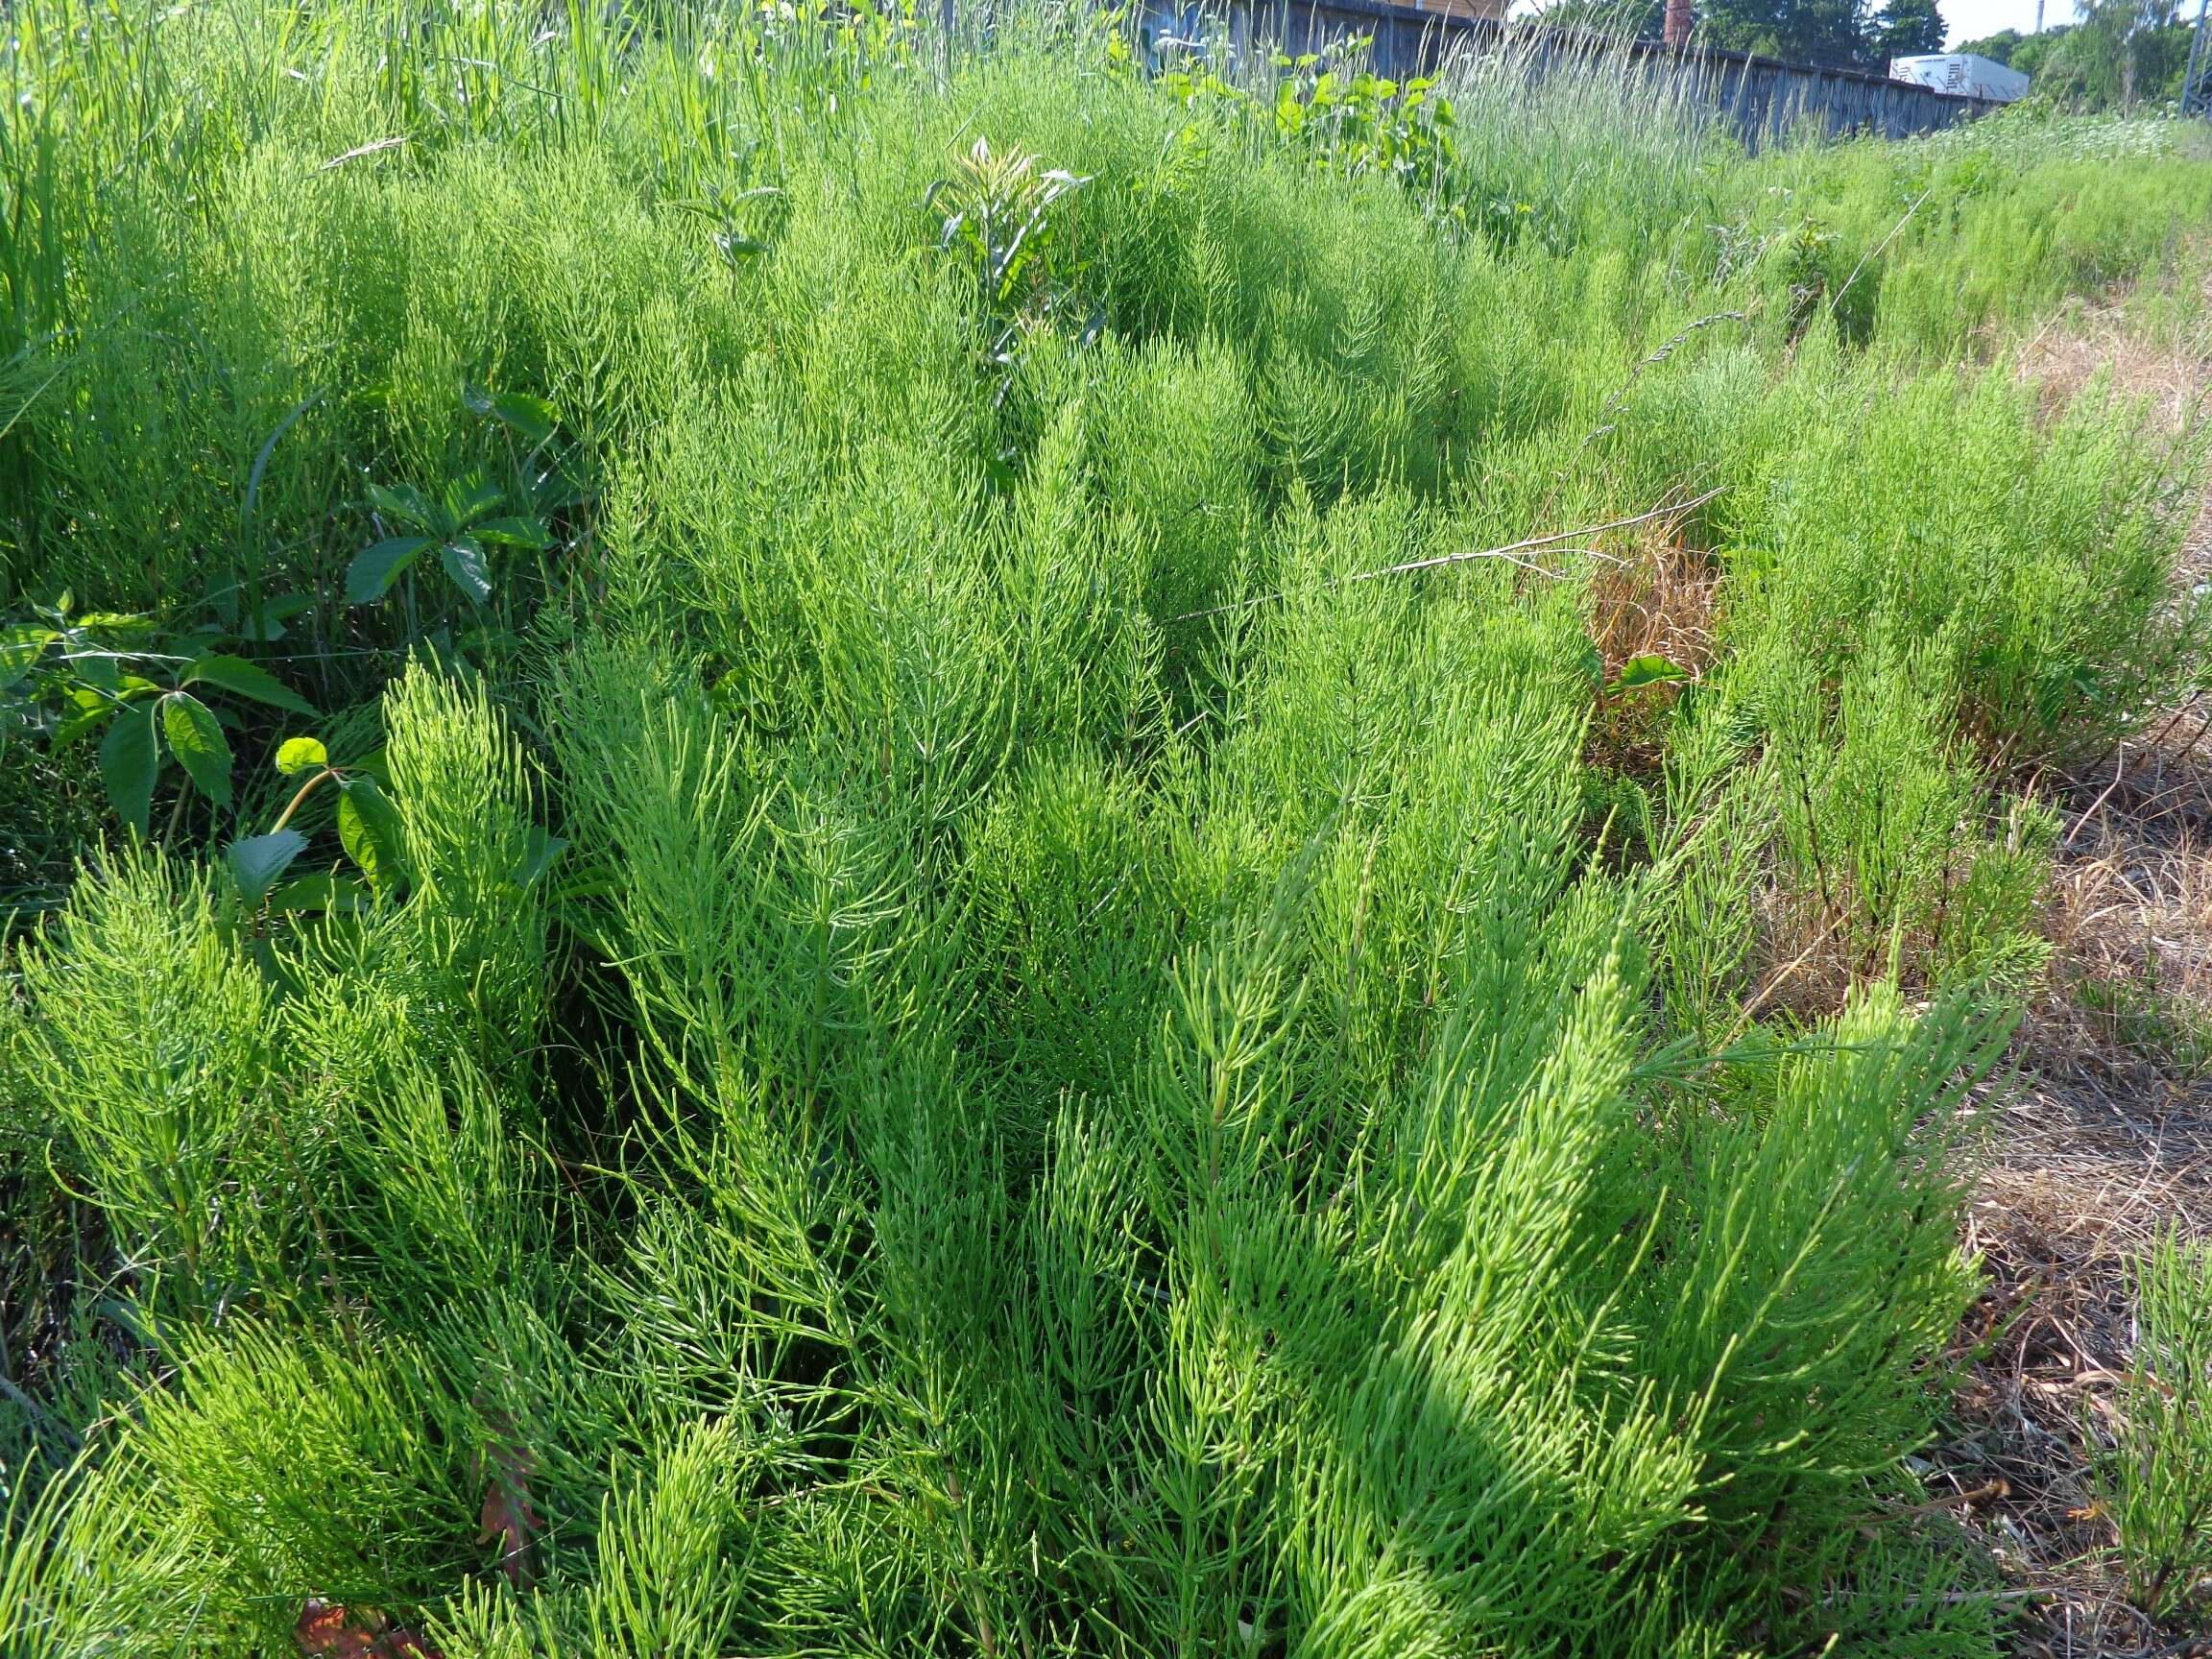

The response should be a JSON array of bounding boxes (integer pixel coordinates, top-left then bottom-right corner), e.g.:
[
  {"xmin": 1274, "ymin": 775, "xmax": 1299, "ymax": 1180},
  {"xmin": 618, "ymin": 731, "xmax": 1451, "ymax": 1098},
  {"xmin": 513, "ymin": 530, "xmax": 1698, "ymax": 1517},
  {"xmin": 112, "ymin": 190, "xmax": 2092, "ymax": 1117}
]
[{"xmin": 1942, "ymin": 712, "xmax": 2212, "ymax": 1657}]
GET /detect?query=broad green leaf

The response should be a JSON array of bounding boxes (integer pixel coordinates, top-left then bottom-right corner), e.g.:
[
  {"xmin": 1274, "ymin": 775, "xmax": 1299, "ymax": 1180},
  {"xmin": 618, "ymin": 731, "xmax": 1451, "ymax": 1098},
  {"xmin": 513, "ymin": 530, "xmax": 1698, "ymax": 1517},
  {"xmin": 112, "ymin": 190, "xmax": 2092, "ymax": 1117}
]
[
  {"xmin": 473, "ymin": 516, "xmax": 551, "ymax": 550},
  {"xmin": 1612, "ymin": 654, "xmax": 1692, "ymax": 691},
  {"xmin": 227, "ymin": 830, "xmax": 307, "ymax": 904},
  {"xmin": 367, "ymin": 481, "xmax": 436, "ymax": 530},
  {"xmin": 235, "ymin": 592, "xmax": 314, "ymax": 645},
  {"xmin": 547, "ymin": 860, "xmax": 623, "ymax": 904},
  {"xmin": 465, "ymin": 387, "xmax": 559, "ymax": 446},
  {"xmin": 54, "ymin": 702, "xmax": 115, "ymax": 747},
  {"xmin": 347, "ymin": 536, "xmax": 432, "ymax": 604},
  {"xmin": 0, "ymin": 625, "xmax": 58, "ymax": 692},
  {"xmin": 268, "ymin": 871, "xmax": 370, "ymax": 914},
  {"xmin": 337, "ymin": 776, "xmax": 407, "ymax": 891},
  {"xmin": 99, "ymin": 708, "xmax": 158, "ymax": 834},
  {"xmin": 276, "ymin": 735, "xmax": 329, "ymax": 776},
  {"xmin": 161, "ymin": 691, "xmax": 235, "ymax": 808},
  {"xmin": 442, "ymin": 474, "xmax": 504, "ymax": 528},
  {"xmin": 182, "ymin": 654, "xmax": 318, "ymax": 715},
  {"xmin": 441, "ymin": 536, "xmax": 493, "ymax": 604}
]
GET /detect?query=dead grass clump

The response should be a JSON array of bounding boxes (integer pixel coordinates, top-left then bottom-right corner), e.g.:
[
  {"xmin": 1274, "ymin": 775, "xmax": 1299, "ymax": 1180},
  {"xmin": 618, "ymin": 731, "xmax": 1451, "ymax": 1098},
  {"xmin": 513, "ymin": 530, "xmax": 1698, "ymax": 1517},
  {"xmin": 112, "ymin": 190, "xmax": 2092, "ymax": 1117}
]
[
  {"xmin": 1584, "ymin": 528, "xmax": 1719, "ymax": 776},
  {"xmin": 1588, "ymin": 526, "xmax": 1719, "ymax": 681},
  {"xmin": 2009, "ymin": 290, "xmax": 2210, "ymax": 438}
]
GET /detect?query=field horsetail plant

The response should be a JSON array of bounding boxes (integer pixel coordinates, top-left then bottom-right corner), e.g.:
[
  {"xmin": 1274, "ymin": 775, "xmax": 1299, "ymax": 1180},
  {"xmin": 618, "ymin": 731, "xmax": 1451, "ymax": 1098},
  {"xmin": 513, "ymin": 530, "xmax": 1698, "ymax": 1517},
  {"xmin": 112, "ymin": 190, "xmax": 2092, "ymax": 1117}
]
[{"xmin": 1, "ymin": 0, "xmax": 2210, "ymax": 1654}]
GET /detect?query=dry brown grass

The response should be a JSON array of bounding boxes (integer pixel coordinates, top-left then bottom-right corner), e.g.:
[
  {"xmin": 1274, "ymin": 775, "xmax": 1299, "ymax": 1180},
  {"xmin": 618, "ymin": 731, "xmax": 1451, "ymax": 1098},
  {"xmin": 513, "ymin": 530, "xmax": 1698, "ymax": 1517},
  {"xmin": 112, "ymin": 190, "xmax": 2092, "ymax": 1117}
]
[
  {"xmin": 1587, "ymin": 525, "xmax": 1719, "ymax": 682},
  {"xmin": 1583, "ymin": 527, "xmax": 1719, "ymax": 776},
  {"xmin": 2008, "ymin": 289, "xmax": 2211, "ymax": 438},
  {"xmin": 1937, "ymin": 706, "xmax": 2212, "ymax": 1657}
]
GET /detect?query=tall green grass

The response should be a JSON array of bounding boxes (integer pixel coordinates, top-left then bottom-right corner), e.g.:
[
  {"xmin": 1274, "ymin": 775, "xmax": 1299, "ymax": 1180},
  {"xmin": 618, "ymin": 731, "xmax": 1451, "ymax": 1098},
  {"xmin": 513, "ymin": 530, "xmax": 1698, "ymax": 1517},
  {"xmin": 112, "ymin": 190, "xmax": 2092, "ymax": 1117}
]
[{"xmin": 1, "ymin": 3, "xmax": 2208, "ymax": 1654}]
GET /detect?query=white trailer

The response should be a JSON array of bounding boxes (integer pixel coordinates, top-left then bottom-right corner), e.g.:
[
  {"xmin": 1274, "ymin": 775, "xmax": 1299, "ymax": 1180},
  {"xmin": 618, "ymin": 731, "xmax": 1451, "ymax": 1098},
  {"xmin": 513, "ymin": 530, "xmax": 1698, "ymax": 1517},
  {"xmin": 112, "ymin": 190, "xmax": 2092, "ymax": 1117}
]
[{"xmin": 1888, "ymin": 53, "xmax": 2032, "ymax": 102}]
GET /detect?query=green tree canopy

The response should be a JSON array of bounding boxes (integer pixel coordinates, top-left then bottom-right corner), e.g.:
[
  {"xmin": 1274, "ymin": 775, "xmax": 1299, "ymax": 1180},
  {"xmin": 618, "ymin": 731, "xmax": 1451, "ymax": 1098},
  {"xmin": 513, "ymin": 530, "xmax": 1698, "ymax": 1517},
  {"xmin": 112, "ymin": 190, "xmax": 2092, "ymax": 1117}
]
[
  {"xmin": 1955, "ymin": 25, "xmax": 2026, "ymax": 60},
  {"xmin": 1703, "ymin": 0, "xmax": 1874, "ymax": 62},
  {"xmin": 2003, "ymin": 4, "xmax": 2188, "ymax": 106},
  {"xmin": 1537, "ymin": 0, "xmax": 1963, "ymax": 67},
  {"xmin": 1871, "ymin": 0, "xmax": 1946, "ymax": 55},
  {"xmin": 1529, "ymin": 0, "xmax": 1669, "ymax": 36}
]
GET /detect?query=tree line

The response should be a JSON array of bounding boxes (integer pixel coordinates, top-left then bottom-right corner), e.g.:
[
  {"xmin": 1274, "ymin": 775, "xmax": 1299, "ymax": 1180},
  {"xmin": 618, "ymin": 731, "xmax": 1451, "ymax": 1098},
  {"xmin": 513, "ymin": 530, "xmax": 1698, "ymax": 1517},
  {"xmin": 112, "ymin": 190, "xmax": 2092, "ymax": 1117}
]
[
  {"xmin": 1957, "ymin": 3, "xmax": 2194, "ymax": 109},
  {"xmin": 1537, "ymin": 0, "xmax": 2192, "ymax": 106},
  {"xmin": 1536, "ymin": 0, "xmax": 1942, "ymax": 68}
]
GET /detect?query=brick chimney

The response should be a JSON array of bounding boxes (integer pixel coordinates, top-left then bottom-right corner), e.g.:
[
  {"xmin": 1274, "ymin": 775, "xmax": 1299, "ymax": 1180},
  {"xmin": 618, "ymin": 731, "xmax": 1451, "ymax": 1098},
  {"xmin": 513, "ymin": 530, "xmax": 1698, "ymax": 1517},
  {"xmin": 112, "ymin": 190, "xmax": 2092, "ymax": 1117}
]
[{"xmin": 1663, "ymin": 0, "xmax": 1693, "ymax": 46}]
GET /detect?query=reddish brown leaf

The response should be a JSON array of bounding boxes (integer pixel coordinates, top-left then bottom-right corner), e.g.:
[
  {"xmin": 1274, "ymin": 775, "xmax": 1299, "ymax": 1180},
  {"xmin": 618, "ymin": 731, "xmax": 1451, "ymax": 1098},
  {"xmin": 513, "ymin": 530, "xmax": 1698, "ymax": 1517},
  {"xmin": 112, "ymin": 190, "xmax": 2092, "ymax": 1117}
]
[
  {"xmin": 296, "ymin": 1600, "xmax": 379, "ymax": 1659},
  {"xmin": 474, "ymin": 1442, "xmax": 541, "ymax": 1589},
  {"xmin": 294, "ymin": 1599, "xmax": 445, "ymax": 1659}
]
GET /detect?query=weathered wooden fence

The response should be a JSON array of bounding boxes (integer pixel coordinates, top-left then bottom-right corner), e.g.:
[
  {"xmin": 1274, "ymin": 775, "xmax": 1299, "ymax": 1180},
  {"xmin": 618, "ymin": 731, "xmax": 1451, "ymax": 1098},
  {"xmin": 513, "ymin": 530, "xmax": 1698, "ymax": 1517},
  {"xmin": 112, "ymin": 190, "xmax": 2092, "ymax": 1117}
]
[{"xmin": 1133, "ymin": 0, "xmax": 2000, "ymax": 143}]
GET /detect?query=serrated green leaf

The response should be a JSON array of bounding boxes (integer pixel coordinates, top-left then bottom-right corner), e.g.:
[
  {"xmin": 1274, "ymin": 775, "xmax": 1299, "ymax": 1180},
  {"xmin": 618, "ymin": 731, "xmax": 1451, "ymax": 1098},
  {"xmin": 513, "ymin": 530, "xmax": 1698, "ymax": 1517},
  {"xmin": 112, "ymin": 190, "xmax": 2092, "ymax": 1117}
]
[
  {"xmin": 239, "ymin": 592, "xmax": 314, "ymax": 645},
  {"xmin": 347, "ymin": 536, "xmax": 432, "ymax": 604},
  {"xmin": 367, "ymin": 481, "xmax": 435, "ymax": 530},
  {"xmin": 99, "ymin": 708, "xmax": 158, "ymax": 834},
  {"xmin": 1573, "ymin": 637, "xmax": 1605, "ymax": 693},
  {"xmin": 182, "ymin": 654, "xmax": 319, "ymax": 715},
  {"xmin": 346, "ymin": 746, "xmax": 393, "ymax": 787},
  {"xmin": 441, "ymin": 537, "xmax": 493, "ymax": 604},
  {"xmin": 473, "ymin": 516, "xmax": 551, "ymax": 550},
  {"xmin": 227, "ymin": 830, "xmax": 307, "ymax": 904},
  {"xmin": 442, "ymin": 474, "xmax": 503, "ymax": 527},
  {"xmin": 276, "ymin": 735, "xmax": 328, "ymax": 776},
  {"xmin": 466, "ymin": 387, "xmax": 559, "ymax": 446},
  {"xmin": 54, "ymin": 704, "xmax": 114, "ymax": 747},
  {"xmin": 161, "ymin": 692, "xmax": 234, "ymax": 808}
]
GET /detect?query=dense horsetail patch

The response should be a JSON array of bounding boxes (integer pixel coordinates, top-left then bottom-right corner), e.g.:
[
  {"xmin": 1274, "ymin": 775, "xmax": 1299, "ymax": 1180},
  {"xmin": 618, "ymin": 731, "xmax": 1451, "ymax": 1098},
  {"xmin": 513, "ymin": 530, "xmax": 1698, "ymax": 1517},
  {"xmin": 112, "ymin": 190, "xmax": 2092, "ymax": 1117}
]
[{"xmin": 2, "ymin": 2, "xmax": 2208, "ymax": 1653}]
